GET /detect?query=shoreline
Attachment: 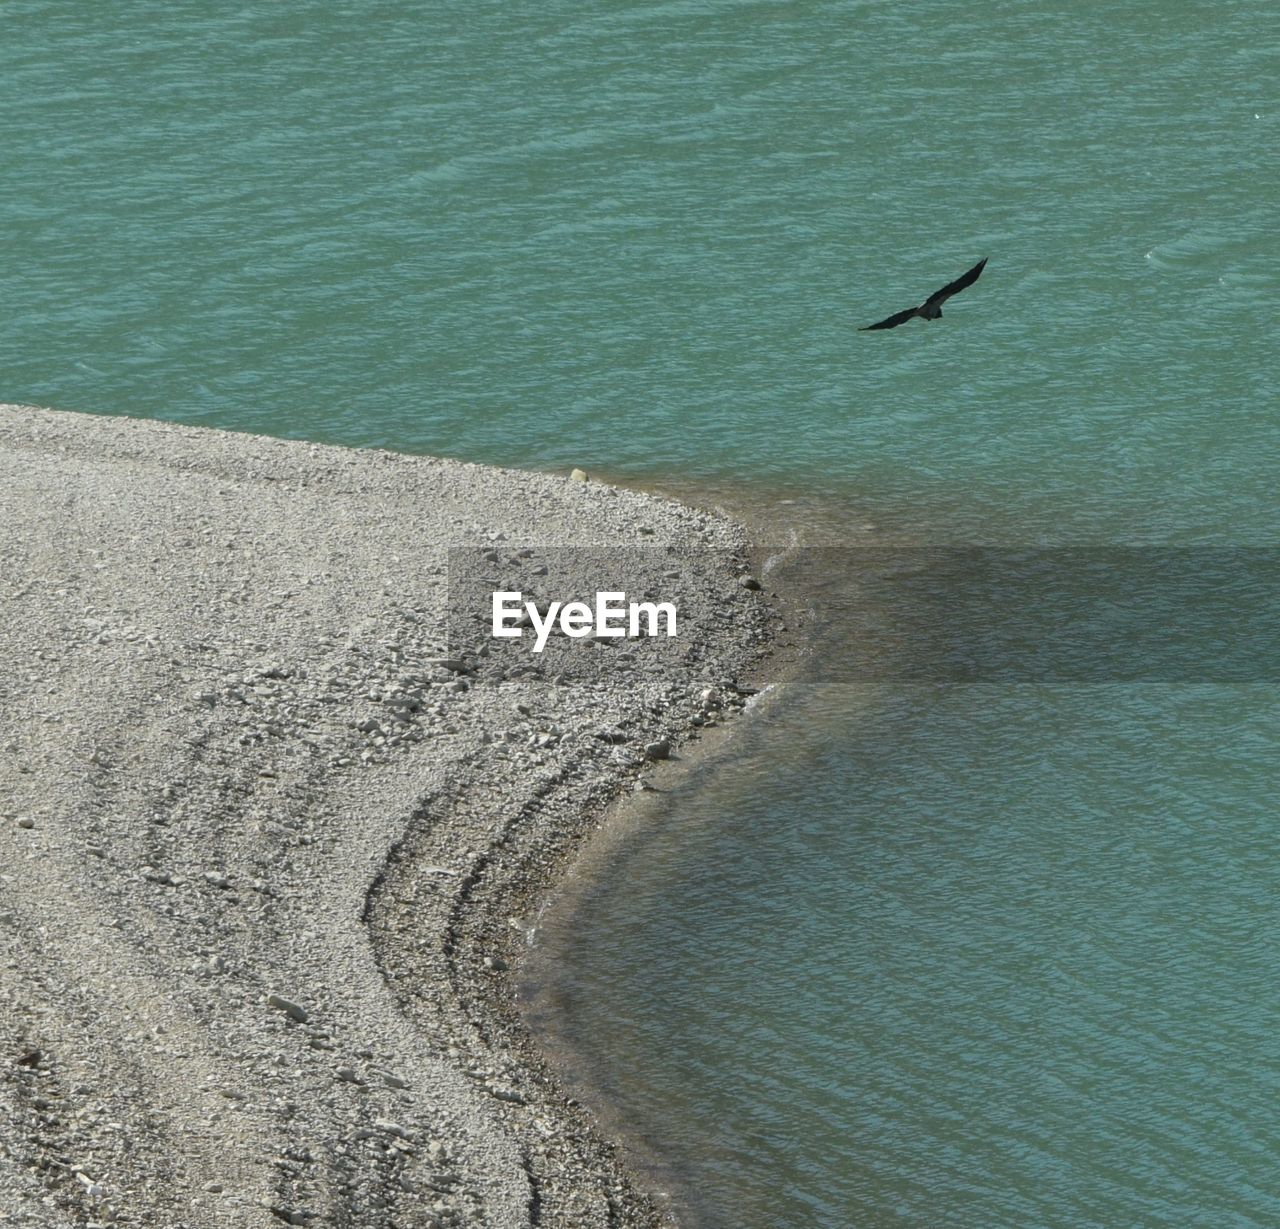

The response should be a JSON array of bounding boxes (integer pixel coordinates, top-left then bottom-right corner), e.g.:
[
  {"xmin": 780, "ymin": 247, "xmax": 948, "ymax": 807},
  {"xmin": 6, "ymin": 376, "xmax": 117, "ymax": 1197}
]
[
  {"xmin": 516, "ymin": 683, "xmax": 794, "ymax": 1229},
  {"xmin": 0, "ymin": 405, "xmax": 792, "ymax": 1228}
]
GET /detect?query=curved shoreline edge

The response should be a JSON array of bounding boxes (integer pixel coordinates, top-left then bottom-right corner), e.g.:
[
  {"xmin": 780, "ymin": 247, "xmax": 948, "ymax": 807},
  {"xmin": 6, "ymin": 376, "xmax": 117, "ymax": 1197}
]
[{"xmin": 0, "ymin": 405, "xmax": 789, "ymax": 1228}]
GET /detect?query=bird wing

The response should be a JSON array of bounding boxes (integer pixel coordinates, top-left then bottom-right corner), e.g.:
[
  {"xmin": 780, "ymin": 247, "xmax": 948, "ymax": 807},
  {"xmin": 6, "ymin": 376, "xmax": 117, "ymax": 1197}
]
[
  {"xmin": 924, "ymin": 257, "xmax": 988, "ymax": 309},
  {"xmin": 859, "ymin": 305, "xmax": 921, "ymax": 331}
]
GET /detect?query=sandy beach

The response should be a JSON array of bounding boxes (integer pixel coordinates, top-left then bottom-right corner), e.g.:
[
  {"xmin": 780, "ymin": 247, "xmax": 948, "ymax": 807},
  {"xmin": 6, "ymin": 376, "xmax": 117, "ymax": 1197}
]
[{"xmin": 0, "ymin": 407, "xmax": 779, "ymax": 1228}]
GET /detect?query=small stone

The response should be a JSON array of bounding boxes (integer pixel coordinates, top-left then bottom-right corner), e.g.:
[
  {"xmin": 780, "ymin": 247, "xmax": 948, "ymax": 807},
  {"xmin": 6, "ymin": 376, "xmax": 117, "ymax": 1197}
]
[
  {"xmin": 269, "ymin": 1209, "xmax": 309, "ymax": 1227},
  {"xmin": 644, "ymin": 739, "xmax": 672, "ymax": 761},
  {"xmin": 203, "ymin": 871, "xmax": 232, "ymax": 889},
  {"xmin": 16, "ymin": 816, "xmax": 34, "ymax": 830},
  {"xmin": 375, "ymin": 1119, "xmax": 414, "ymax": 1141},
  {"xmin": 336, "ymin": 1067, "xmax": 361, "ymax": 1084},
  {"xmin": 381, "ymin": 1072, "xmax": 409, "ymax": 1089},
  {"xmin": 267, "ymin": 993, "xmax": 309, "ymax": 1023},
  {"xmin": 739, "ymin": 574, "xmax": 762, "ymax": 591},
  {"xmin": 430, "ymin": 658, "xmax": 468, "ymax": 674},
  {"xmin": 569, "ymin": 467, "xmax": 589, "ymax": 482}
]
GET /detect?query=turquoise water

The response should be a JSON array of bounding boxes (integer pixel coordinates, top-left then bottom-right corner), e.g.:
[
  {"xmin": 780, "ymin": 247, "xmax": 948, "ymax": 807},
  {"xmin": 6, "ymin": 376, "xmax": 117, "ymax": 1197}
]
[
  {"xmin": 532, "ymin": 683, "xmax": 1280, "ymax": 1227},
  {"xmin": 4, "ymin": 2, "xmax": 1280, "ymax": 1225},
  {"xmin": 3, "ymin": 1, "xmax": 1276, "ymax": 540}
]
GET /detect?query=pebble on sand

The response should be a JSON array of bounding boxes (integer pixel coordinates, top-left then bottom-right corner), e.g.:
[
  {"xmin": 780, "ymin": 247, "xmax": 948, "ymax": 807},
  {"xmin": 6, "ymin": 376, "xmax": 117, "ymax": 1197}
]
[{"xmin": 266, "ymin": 993, "xmax": 309, "ymax": 1024}]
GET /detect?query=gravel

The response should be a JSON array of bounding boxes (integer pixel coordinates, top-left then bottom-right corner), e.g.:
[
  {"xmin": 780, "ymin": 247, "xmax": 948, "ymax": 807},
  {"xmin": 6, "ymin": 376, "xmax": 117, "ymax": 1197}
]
[{"xmin": 0, "ymin": 405, "xmax": 779, "ymax": 1228}]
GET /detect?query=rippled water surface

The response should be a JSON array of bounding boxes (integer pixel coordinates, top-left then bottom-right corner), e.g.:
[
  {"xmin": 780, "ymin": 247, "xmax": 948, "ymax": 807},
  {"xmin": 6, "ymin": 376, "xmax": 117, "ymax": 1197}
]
[
  {"xmin": 532, "ymin": 682, "xmax": 1280, "ymax": 1228},
  {"xmin": 4, "ymin": 3, "xmax": 1279, "ymax": 1226},
  {"xmin": 3, "ymin": 0, "xmax": 1277, "ymax": 540}
]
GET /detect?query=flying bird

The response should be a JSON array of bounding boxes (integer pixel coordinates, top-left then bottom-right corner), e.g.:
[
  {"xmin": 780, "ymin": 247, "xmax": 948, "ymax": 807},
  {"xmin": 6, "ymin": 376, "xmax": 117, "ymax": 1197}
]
[{"xmin": 860, "ymin": 258, "xmax": 988, "ymax": 331}]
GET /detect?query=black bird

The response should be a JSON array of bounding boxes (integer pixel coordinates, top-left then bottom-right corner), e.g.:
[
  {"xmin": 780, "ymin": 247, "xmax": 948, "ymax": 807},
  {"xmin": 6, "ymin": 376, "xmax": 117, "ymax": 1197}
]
[{"xmin": 860, "ymin": 258, "xmax": 988, "ymax": 331}]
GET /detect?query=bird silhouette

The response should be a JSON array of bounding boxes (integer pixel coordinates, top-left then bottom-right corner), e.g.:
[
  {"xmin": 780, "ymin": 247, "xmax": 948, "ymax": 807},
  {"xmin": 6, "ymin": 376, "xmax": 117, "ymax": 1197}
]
[{"xmin": 860, "ymin": 258, "xmax": 988, "ymax": 330}]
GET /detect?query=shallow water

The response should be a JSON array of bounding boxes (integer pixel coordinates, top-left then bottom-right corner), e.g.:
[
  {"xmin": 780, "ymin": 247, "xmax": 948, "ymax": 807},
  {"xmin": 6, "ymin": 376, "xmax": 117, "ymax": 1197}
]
[
  {"xmin": 4, "ymin": 3, "xmax": 1279, "ymax": 1225},
  {"xmin": 531, "ymin": 677, "xmax": 1280, "ymax": 1228}
]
